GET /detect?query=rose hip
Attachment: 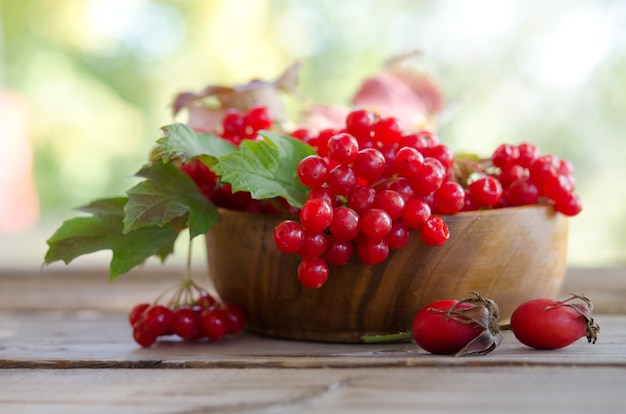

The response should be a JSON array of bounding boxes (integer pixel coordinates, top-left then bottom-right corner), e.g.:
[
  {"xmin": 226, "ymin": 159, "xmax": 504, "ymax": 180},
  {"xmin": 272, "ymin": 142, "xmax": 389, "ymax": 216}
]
[
  {"xmin": 510, "ymin": 294, "xmax": 600, "ymax": 350},
  {"xmin": 412, "ymin": 294, "xmax": 502, "ymax": 356}
]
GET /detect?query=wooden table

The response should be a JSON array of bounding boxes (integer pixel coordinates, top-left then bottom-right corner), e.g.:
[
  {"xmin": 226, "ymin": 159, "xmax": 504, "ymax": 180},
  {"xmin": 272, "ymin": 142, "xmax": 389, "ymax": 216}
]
[{"xmin": 1, "ymin": 266, "xmax": 625, "ymax": 413}]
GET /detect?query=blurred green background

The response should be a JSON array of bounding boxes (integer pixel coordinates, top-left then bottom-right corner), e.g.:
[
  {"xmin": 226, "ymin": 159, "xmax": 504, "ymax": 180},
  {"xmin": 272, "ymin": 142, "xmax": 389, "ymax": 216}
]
[{"xmin": 1, "ymin": 0, "xmax": 625, "ymax": 267}]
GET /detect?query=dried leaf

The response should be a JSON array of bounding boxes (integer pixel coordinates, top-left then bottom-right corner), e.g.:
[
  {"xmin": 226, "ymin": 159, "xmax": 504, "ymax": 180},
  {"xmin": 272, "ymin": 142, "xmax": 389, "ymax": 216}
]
[{"xmin": 171, "ymin": 63, "xmax": 301, "ymax": 133}]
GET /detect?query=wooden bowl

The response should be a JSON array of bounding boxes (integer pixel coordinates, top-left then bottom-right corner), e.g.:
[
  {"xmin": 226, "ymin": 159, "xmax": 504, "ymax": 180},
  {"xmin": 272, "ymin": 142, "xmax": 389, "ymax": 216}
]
[{"xmin": 205, "ymin": 205, "xmax": 568, "ymax": 343}]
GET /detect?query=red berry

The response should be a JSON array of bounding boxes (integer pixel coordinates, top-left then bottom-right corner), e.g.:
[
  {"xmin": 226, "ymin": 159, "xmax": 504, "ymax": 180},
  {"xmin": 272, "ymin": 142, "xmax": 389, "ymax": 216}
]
[
  {"xmin": 357, "ymin": 237, "xmax": 389, "ymax": 265},
  {"xmin": 352, "ymin": 148, "xmax": 386, "ymax": 183},
  {"xmin": 273, "ymin": 220, "xmax": 305, "ymax": 254},
  {"xmin": 306, "ymin": 186, "xmax": 336, "ymax": 207},
  {"xmin": 327, "ymin": 165, "xmax": 357, "ymax": 196},
  {"xmin": 542, "ymin": 174, "xmax": 574, "ymax": 205},
  {"xmin": 507, "ymin": 177, "xmax": 540, "ymax": 206},
  {"xmin": 554, "ymin": 192, "xmax": 583, "ymax": 216},
  {"xmin": 384, "ymin": 220, "xmax": 409, "ymax": 250},
  {"xmin": 516, "ymin": 142, "xmax": 540, "ymax": 168},
  {"xmin": 171, "ymin": 307, "xmax": 200, "ymax": 339},
  {"xmin": 309, "ymin": 128, "xmax": 338, "ymax": 157},
  {"xmin": 498, "ymin": 164, "xmax": 526, "ymax": 188},
  {"xmin": 411, "ymin": 157, "xmax": 446, "ymax": 196},
  {"xmin": 298, "ymin": 231, "xmax": 328, "ymax": 259},
  {"xmin": 420, "ymin": 215, "xmax": 449, "ymax": 246},
  {"xmin": 347, "ymin": 185, "xmax": 376, "ymax": 215},
  {"xmin": 345, "ymin": 108, "xmax": 375, "ymax": 143},
  {"xmin": 201, "ymin": 308, "xmax": 229, "ymax": 341},
  {"xmin": 394, "ymin": 146, "xmax": 424, "ymax": 178},
  {"xmin": 401, "ymin": 198, "xmax": 431, "ymax": 230},
  {"xmin": 327, "ymin": 133, "xmax": 359, "ymax": 165},
  {"xmin": 290, "ymin": 128, "xmax": 312, "ymax": 143},
  {"xmin": 244, "ymin": 105, "xmax": 273, "ymax": 131},
  {"xmin": 133, "ymin": 324, "xmax": 158, "ymax": 347},
  {"xmin": 222, "ymin": 304, "xmax": 247, "ymax": 334},
  {"xmin": 374, "ymin": 190, "xmax": 406, "ymax": 220},
  {"xmin": 378, "ymin": 145, "xmax": 398, "ymax": 177},
  {"xmin": 324, "ymin": 236, "xmax": 354, "ymax": 266},
  {"xmin": 434, "ymin": 181, "xmax": 465, "ymax": 214},
  {"xmin": 297, "ymin": 257, "xmax": 329, "ymax": 288},
  {"xmin": 297, "ymin": 155, "xmax": 329, "ymax": 188},
  {"xmin": 387, "ymin": 177, "xmax": 416, "ymax": 202},
  {"xmin": 467, "ymin": 176, "xmax": 503, "ymax": 208},
  {"xmin": 328, "ymin": 206, "xmax": 361, "ymax": 241},
  {"xmin": 373, "ymin": 117, "xmax": 402, "ymax": 146},
  {"xmin": 360, "ymin": 208, "xmax": 393, "ymax": 239},
  {"xmin": 491, "ymin": 143, "xmax": 519, "ymax": 169},
  {"xmin": 300, "ymin": 198, "xmax": 334, "ymax": 233},
  {"xmin": 421, "ymin": 144, "xmax": 454, "ymax": 171},
  {"xmin": 143, "ymin": 305, "xmax": 173, "ymax": 336},
  {"xmin": 222, "ymin": 109, "xmax": 246, "ymax": 138},
  {"xmin": 529, "ymin": 154, "xmax": 559, "ymax": 186},
  {"xmin": 197, "ymin": 291, "xmax": 218, "ymax": 310},
  {"xmin": 128, "ymin": 303, "xmax": 150, "ymax": 327}
]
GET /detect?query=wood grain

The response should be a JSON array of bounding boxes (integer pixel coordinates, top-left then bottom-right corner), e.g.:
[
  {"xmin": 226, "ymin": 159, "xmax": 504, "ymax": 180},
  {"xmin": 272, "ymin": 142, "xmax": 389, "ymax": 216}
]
[
  {"xmin": 1, "ymin": 310, "xmax": 625, "ymax": 369},
  {"xmin": 1, "ymin": 267, "xmax": 625, "ymax": 414},
  {"xmin": 1, "ymin": 366, "xmax": 624, "ymax": 414}
]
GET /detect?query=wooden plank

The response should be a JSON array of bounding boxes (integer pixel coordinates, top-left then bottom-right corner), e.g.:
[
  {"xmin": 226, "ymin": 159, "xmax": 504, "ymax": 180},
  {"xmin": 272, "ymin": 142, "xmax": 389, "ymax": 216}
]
[
  {"xmin": 1, "ymin": 311, "xmax": 624, "ymax": 369},
  {"xmin": 1, "ymin": 267, "xmax": 623, "ymax": 313},
  {"xmin": 1, "ymin": 367, "xmax": 625, "ymax": 414}
]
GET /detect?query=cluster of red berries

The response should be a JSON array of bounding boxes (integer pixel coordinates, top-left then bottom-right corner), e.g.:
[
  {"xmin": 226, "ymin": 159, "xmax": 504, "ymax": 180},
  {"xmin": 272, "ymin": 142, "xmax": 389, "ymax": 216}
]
[
  {"xmin": 273, "ymin": 108, "xmax": 582, "ymax": 289},
  {"xmin": 179, "ymin": 105, "xmax": 289, "ymax": 213},
  {"xmin": 177, "ymin": 104, "xmax": 581, "ymax": 289},
  {"xmin": 274, "ymin": 109, "xmax": 462, "ymax": 288},
  {"xmin": 488, "ymin": 142, "xmax": 582, "ymax": 216},
  {"xmin": 129, "ymin": 291, "xmax": 246, "ymax": 348}
]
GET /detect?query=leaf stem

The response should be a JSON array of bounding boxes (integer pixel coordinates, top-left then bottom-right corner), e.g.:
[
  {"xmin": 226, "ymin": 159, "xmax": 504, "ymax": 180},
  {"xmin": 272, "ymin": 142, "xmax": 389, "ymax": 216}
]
[{"xmin": 361, "ymin": 331, "xmax": 413, "ymax": 344}]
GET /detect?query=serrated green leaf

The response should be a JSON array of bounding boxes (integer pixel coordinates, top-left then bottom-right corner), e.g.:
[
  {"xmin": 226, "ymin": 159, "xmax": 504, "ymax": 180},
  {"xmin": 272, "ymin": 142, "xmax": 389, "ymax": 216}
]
[
  {"xmin": 211, "ymin": 131, "xmax": 315, "ymax": 208},
  {"xmin": 76, "ymin": 197, "xmax": 128, "ymax": 216},
  {"xmin": 124, "ymin": 162, "xmax": 218, "ymax": 238},
  {"xmin": 151, "ymin": 123, "xmax": 237, "ymax": 163},
  {"xmin": 44, "ymin": 197, "xmax": 182, "ymax": 281}
]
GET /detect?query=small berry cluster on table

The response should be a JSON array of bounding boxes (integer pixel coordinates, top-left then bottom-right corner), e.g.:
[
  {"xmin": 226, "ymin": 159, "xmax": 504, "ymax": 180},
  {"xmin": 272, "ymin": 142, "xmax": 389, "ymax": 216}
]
[{"xmin": 129, "ymin": 289, "xmax": 246, "ymax": 348}]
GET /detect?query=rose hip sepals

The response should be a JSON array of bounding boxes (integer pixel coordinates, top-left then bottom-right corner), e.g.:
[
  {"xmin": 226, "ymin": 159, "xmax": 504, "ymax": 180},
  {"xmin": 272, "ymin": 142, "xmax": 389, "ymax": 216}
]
[{"xmin": 548, "ymin": 294, "xmax": 600, "ymax": 344}]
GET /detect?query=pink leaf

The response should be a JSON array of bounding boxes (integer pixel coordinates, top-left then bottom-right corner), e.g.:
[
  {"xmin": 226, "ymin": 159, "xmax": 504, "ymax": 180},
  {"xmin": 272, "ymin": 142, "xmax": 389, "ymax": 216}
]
[
  {"xmin": 351, "ymin": 52, "xmax": 445, "ymax": 131},
  {"xmin": 298, "ymin": 104, "xmax": 350, "ymax": 132}
]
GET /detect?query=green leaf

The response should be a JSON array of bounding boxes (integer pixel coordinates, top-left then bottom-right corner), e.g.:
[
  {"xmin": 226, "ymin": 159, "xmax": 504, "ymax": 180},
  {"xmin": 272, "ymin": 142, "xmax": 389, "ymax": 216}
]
[
  {"xmin": 211, "ymin": 131, "xmax": 315, "ymax": 208},
  {"xmin": 44, "ymin": 197, "xmax": 182, "ymax": 281},
  {"xmin": 123, "ymin": 162, "xmax": 218, "ymax": 238},
  {"xmin": 151, "ymin": 123, "xmax": 237, "ymax": 163}
]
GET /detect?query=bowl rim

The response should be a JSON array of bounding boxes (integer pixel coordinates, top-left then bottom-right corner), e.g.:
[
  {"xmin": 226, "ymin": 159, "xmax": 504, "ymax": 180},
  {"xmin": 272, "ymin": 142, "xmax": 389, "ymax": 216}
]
[{"xmin": 214, "ymin": 203, "xmax": 559, "ymax": 220}]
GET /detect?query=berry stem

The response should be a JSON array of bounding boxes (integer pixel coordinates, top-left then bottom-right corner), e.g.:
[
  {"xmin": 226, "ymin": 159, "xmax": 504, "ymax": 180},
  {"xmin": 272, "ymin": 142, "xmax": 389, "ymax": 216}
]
[{"xmin": 183, "ymin": 237, "xmax": 194, "ymax": 284}]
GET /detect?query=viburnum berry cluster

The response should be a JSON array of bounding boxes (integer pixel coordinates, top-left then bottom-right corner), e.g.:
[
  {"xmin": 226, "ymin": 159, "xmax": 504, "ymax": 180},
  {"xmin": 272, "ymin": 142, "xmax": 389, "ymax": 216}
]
[
  {"xmin": 179, "ymin": 105, "xmax": 294, "ymax": 213},
  {"xmin": 488, "ymin": 142, "xmax": 582, "ymax": 216},
  {"xmin": 271, "ymin": 108, "xmax": 582, "ymax": 288},
  {"xmin": 129, "ymin": 283, "xmax": 246, "ymax": 348}
]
